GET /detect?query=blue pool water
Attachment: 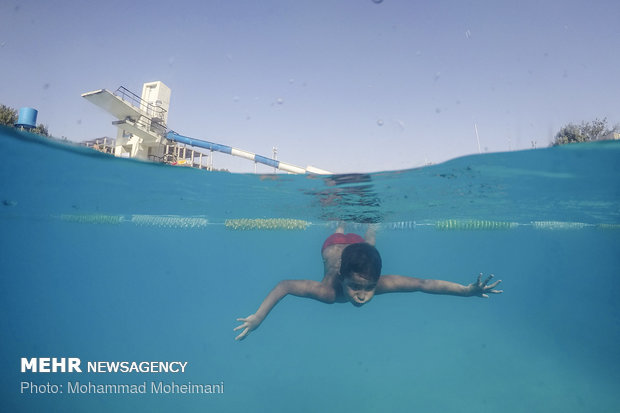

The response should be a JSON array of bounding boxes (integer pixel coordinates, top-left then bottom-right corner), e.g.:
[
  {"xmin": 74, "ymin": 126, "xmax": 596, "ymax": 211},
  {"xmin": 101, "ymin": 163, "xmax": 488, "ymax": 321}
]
[{"xmin": 1, "ymin": 125, "xmax": 619, "ymax": 412}]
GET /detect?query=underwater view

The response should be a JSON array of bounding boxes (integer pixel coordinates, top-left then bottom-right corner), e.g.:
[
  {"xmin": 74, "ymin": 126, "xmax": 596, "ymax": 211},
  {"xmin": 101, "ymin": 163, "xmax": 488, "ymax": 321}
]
[{"xmin": 1, "ymin": 126, "xmax": 619, "ymax": 412}]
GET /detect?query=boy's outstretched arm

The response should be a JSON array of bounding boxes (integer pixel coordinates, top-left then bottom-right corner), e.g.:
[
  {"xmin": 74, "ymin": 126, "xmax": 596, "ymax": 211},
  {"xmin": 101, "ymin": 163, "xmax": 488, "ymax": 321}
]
[
  {"xmin": 234, "ymin": 280, "xmax": 335, "ymax": 341},
  {"xmin": 376, "ymin": 273, "xmax": 502, "ymax": 298}
]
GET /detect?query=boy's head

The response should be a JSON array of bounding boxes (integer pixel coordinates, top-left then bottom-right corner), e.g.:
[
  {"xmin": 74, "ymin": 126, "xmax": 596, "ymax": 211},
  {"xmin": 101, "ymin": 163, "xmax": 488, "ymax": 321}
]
[{"xmin": 339, "ymin": 243, "xmax": 382, "ymax": 307}]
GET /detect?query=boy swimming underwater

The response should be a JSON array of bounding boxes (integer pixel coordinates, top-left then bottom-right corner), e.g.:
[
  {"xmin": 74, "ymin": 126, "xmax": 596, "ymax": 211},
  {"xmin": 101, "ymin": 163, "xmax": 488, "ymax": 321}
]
[{"xmin": 234, "ymin": 224, "xmax": 502, "ymax": 340}]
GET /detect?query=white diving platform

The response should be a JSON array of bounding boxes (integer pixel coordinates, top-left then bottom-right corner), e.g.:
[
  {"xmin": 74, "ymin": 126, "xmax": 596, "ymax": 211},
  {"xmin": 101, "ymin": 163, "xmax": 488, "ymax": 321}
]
[
  {"xmin": 82, "ymin": 89, "xmax": 144, "ymax": 122},
  {"xmin": 82, "ymin": 83, "xmax": 171, "ymax": 159},
  {"xmin": 81, "ymin": 89, "xmax": 162, "ymax": 144}
]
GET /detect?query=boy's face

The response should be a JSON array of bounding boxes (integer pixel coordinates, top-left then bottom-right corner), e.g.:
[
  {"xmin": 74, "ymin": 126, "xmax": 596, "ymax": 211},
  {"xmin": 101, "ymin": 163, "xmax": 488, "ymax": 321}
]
[{"xmin": 341, "ymin": 273, "xmax": 377, "ymax": 307}]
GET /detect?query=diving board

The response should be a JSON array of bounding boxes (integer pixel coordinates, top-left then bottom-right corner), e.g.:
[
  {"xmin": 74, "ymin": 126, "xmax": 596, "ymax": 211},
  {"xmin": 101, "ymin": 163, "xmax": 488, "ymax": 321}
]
[{"xmin": 81, "ymin": 89, "xmax": 145, "ymax": 123}]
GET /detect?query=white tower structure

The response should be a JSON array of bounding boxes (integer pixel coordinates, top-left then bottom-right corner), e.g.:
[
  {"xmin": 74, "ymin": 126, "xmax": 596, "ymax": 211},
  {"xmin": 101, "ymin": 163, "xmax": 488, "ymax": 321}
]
[
  {"xmin": 82, "ymin": 81, "xmax": 171, "ymax": 160},
  {"xmin": 83, "ymin": 81, "xmax": 333, "ymax": 174},
  {"xmin": 140, "ymin": 81, "xmax": 171, "ymax": 125}
]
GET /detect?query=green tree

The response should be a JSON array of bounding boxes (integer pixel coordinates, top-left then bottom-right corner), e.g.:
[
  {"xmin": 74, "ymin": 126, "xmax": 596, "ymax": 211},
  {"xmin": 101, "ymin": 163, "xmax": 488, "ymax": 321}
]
[
  {"xmin": 552, "ymin": 118, "xmax": 611, "ymax": 146},
  {"xmin": 32, "ymin": 123, "xmax": 50, "ymax": 137},
  {"xmin": 0, "ymin": 104, "xmax": 17, "ymax": 127}
]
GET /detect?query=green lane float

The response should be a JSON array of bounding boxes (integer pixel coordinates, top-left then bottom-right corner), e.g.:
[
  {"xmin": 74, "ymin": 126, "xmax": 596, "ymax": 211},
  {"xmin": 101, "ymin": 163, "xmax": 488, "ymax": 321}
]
[
  {"xmin": 60, "ymin": 214, "xmax": 124, "ymax": 225},
  {"xmin": 435, "ymin": 219, "xmax": 519, "ymax": 231},
  {"xmin": 224, "ymin": 218, "xmax": 310, "ymax": 230}
]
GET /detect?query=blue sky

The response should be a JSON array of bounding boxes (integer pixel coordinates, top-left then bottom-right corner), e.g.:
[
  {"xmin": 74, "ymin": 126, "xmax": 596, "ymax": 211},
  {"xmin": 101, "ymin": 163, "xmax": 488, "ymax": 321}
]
[{"xmin": 1, "ymin": 0, "xmax": 618, "ymax": 173}]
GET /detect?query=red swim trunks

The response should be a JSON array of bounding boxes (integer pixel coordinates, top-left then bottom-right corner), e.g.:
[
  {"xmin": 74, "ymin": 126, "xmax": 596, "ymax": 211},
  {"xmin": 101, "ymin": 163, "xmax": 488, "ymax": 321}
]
[{"xmin": 321, "ymin": 233, "xmax": 366, "ymax": 253}]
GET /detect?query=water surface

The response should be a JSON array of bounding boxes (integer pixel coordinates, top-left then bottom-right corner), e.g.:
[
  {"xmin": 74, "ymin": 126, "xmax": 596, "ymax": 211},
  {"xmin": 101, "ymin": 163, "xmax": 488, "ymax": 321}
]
[{"xmin": 1, "ymin": 126, "xmax": 619, "ymax": 412}]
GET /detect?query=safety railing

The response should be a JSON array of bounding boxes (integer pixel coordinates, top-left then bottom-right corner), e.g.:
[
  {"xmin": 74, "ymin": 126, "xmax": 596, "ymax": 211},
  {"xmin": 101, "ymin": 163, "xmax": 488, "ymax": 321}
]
[
  {"xmin": 114, "ymin": 86, "xmax": 167, "ymax": 125},
  {"xmin": 82, "ymin": 137, "xmax": 115, "ymax": 154},
  {"xmin": 150, "ymin": 143, "xmax": 211, "ymax": 170}
]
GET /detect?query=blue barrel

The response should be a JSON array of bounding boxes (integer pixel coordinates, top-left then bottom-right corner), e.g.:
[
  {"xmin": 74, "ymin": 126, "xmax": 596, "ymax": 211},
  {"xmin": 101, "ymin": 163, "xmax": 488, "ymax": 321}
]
[{"xmin": 16, "ymin": 107, "xmax": 38, "ymax": 129}]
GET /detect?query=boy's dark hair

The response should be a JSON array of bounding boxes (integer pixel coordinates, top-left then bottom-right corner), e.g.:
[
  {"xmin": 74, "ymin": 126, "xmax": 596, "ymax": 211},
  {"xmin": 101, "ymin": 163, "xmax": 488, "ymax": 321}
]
[{"xmin": 340, "ymin": 243, "xmax": 382, "ymax": 282}]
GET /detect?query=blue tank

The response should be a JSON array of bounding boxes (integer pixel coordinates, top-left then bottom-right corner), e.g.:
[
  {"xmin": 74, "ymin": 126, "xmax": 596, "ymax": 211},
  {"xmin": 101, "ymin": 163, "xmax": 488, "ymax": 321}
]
[{"xmin": 15, "ymin": 107, "xmax": 38, "ymax": 129}]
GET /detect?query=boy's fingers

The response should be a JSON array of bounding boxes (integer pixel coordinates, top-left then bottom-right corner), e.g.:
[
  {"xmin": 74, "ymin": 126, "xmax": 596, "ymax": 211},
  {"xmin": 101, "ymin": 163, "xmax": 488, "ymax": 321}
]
[
  {"xmin": 233, "ymin": 324, "xmax": 244, "ymax": 332},
  {"xmin": 483, "ymin": 274, "xmax": 494, "ymax": 285},
  {"xmin": 487, "ymin": 280, "xmax": 502, "ymax": 289},
  {"xmin": 235, "ymin": 328, "xmax": 249, "ymax": 341}
]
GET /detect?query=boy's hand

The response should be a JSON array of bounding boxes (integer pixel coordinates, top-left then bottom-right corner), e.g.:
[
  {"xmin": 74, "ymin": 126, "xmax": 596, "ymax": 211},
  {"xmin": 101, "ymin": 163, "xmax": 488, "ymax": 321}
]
[
  {"xmin": 234, "ymin": 314, "xmax": 261, "ymax": 341},
  {"xmin": 468, "ymin": 273, "xmax": 503, "ymax": 298}
]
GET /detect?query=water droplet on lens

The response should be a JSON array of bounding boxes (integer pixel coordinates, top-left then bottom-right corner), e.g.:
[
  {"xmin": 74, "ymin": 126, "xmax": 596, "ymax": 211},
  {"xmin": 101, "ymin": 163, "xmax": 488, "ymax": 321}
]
[
  {"xmin": 377, "ymin": 119, "xmax": 384, "ymax": 126},
  {"xmin": 276, "ymin": 98, "xmax": 284, "ymax": 105},
  {"xmin": 372, "ymin": 0, "xmax": 383, "ymax": 3}
]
